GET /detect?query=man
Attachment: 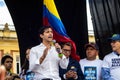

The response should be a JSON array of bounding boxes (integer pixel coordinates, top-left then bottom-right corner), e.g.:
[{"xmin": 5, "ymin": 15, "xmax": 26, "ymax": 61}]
[
  {"xmin": 80, "ymin": 43, "xmax": 102, "ymax": 80},
  {"xmin": 29, "ymin": 26, "xmax": 68, "ymax": 80},
  {"xmin": 59, "ymin": 42, "xmax": 84, "ymax": 80},
  {"xmin": 102, "ymin": 34, "xmax": 120, "ymax": 80},
  {"xmin": 1, "ymin": 55, "xmax": 21, "ymax": 80}
]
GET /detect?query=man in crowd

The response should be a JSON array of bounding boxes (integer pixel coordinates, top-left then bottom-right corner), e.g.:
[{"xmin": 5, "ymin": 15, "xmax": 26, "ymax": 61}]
[
  {"xmin": 1, "ymin": 55, "xmax": 21, "ymax": 80},
  {"xmin": 80, "ymin": 43, "xmax": 102, "ymax": 80},
  {"xmin": 102, "ymin": 34, "xmax": 120, "ymax": 80},
  {"xmin": 59, "ymin": 42, "xmax": 84, "ymax": 80}
]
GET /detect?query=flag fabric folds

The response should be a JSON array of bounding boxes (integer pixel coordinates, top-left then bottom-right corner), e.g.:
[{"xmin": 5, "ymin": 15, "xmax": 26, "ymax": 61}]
[{"xmin": 43, "ymin": 0, "xmax": 80, "ymax": 61}]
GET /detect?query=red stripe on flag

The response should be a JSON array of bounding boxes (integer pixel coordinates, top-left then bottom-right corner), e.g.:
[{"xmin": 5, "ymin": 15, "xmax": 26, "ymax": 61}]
[
  {"xmin": 53, "ymin": 29, "xmax": 80, "ymax": 61},
  {"xmin": 43, "ymin": 17, "xmax": 49, "ymax": 26}
]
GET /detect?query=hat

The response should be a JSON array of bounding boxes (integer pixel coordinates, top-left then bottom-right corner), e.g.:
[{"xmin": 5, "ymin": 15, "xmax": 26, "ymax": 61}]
[
  {"xmin": 109, "ymin": 34, "xmax": 120, "ymax": 41},
  {"xmin": 85, "ymin": 43, "xmax": 99, "ymax": 50}
]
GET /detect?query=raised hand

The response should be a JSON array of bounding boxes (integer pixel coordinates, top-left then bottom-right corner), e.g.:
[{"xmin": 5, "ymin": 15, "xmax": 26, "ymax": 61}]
[{"xmin": 40, "ymin": 47, "xmax": 49, "ymax": 64}]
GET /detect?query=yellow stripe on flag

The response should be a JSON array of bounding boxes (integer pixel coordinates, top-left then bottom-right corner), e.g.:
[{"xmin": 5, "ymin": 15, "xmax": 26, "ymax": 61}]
[{"xmin": 44, "ymin": 0, "xmax": 60, "ymax": 19}]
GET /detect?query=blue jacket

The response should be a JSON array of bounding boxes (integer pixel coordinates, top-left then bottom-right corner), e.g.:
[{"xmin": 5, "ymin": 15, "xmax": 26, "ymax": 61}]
[{"xmin": 59, "ymin": 57, "xmax": 84, "ymax": 80}]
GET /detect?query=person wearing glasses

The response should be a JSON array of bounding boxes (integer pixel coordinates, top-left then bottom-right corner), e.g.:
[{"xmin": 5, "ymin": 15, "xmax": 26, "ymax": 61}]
[
  {"xmin": 102, "ymin": 34, "xmax": 120, "ymax": 80},
  {"xmin": 59, "ymin": 42, "xmax": 84, "ymax": 80}
]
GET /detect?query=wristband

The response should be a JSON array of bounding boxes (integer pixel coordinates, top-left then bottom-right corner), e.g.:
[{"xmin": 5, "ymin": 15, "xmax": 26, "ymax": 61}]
[{"xmin": 58, "ymin": 53, "xmax": 63, "ymax": 57}]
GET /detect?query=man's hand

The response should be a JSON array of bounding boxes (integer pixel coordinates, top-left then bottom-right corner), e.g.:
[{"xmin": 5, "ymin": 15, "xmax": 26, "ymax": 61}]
[
  {"xmin": 40, "ymin": 47, "xmax": 49, "ymax": 64},
  {"xmin": 55, "ymin": 43, "xmax": 62, "ymax": 53},
  {"xmin": 72, "ymin": 71, "xmax": 77, "ymax": 79},
  {"xmin": 65, "ymin": 70, "xmax": 77, "ymax": 79}
]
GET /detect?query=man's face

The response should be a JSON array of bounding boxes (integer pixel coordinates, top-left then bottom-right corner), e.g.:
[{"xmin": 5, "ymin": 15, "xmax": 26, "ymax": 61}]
[
  {"xmin": 40, "ymin": 28, "xmax": 53, "ymax": 42},
  {"xmin": 111, "ymin": 40, "xmax": 120, "ymax": 53},
  {"xmin": 86, "ymin": 47, "xmax": 98, "ymax": 60},
  {"xmin": 4, "ymin": 58, "xmax": 13, "ymax": 71},
  {"xmin": 62, "ymin": 45, "xmax": 71, "ymax": 58}
]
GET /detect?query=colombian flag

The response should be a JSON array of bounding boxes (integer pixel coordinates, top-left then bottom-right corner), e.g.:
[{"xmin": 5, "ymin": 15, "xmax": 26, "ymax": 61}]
[{"xmin": 43, "ymin": 0, "xmax": 80, "ymax": 61}]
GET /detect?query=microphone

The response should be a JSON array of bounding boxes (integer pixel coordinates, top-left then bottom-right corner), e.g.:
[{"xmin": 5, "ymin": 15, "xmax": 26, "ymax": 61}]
[
  {"xmin": 51, "ymin": 40, "xmax": 61, "ymax": 53},
  {"xmin": 52, "ymin": 39, "xmax": 56, "ymax": 44},
  {"xmin": 56, "ymin": 47, "xmax": 61, "ymax": 53},
  {"xmin": 51, "ymin": 39, "xmax": 56, "ymax": 46}
]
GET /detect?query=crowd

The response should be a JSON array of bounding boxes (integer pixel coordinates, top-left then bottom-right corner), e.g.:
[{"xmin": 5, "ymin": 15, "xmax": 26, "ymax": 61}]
[{"xmin": 1, "ymin": 25, "xmax": 120, "ymax": 80}]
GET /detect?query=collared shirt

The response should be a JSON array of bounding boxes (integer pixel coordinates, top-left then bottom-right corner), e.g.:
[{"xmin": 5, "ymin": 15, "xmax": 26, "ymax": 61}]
[
  {"xmin": 114, "ymin": 51, "xmax": 120, "ymax": 56},
  {"xmin": 29, "ymin": 43, "xmax": 68, "ymax": 80}
]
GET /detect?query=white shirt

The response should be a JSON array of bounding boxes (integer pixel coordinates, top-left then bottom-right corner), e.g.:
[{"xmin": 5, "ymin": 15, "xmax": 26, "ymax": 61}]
[
  {"xmin": 29, "ymin": 43, "xmax": 68, "ymax": 80},
  {"xmin": 102, "ymin": 52, "xmax": 120, "ymax": 80},
  {"xmin": 80, "ymin": 58, "xmax": 102, "ymax": 80}
]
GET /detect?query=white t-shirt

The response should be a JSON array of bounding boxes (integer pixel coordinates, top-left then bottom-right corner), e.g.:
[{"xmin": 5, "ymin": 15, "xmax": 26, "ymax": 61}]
[
  {"xmin": 79, "ymin": 58, "xmax": 102, "ymax": 80},
  {"xmin": 102, "ymin": 52, "xmax": 120, "ymax": 80}
]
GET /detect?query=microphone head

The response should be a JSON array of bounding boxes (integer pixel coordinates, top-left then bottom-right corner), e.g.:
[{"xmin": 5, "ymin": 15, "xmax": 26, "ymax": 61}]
[
  {"xmin": 52, "ymin": 39, "xmax": 56, "ymax": 43},
  {"xmin": 51, "ymin": 39, "xmax": 56, "ymax": 46},
  {"xmin": 51, "ymin": 40, "xmax": 61, "ymax": 53}
]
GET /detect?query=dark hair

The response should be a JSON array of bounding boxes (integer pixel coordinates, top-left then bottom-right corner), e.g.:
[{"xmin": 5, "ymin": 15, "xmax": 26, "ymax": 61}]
[
  {"xmin": 21, "ymin": 47, "xmax": 32, "ymax": 75},
  {"xmin": 38, "ymin": 26, "xmax": 52, "ymax": 35},
  {"xmin": 1, "ymin": 55, "xmax": 13, "ymax": 65},
  {"xmin": 38, "ymin": 26, "xmax": 52, "ymax": 42},
  {"xmin": 62, "ymin": 42, "xmax": 72, "ymax": 49},
  {"xmin": 21, "ymin": 59, "xmax": 29, "ymax": 75}
]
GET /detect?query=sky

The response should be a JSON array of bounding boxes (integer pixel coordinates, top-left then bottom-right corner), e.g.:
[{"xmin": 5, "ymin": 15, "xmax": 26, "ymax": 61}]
[
  {"xmin": 0, "ymin": 0, "xmax": 14, "ymax": 30},
  {"xmin": 0, "ymin": 0, "xmax": 94, "ymax": 33}
]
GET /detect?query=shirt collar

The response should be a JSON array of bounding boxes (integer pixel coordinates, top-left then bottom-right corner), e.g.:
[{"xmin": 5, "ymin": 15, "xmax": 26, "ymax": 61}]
[{"xmin": 114, "ymin": 51, "xmax": 120, "ymax": 56}]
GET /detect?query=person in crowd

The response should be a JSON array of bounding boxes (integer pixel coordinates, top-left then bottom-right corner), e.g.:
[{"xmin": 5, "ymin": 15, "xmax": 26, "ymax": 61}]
[
  {"xmin": 29, "ymin": 26, "xmax": 68, "ymax": 80},
  {"xmin": 102, "ymin": 34, "xmax": 120, "ymax": 80},
  {"xmin": 59, "ymin": 42, "xmax": 84, "ymax": 80},
  {"xmin": 20, "ymin": 47, "xmax": 34, "ymax": 80},
  {"xmin": 79, "ymin": 42, "xmax": 102, "ymax": 80},
  {"xmin": 0, "ymin": 65, "xmax": 6, "ymax": 80},
  {"xmin": 1, "ymin": 55, "xmax": 21, "ymax": 80}
]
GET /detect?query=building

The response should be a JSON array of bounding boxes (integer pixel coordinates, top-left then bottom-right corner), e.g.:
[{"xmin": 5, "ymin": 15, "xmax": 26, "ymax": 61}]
[{"xmin": 0, "ymin": 23, "xmax": 20, "ymax": 74}]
